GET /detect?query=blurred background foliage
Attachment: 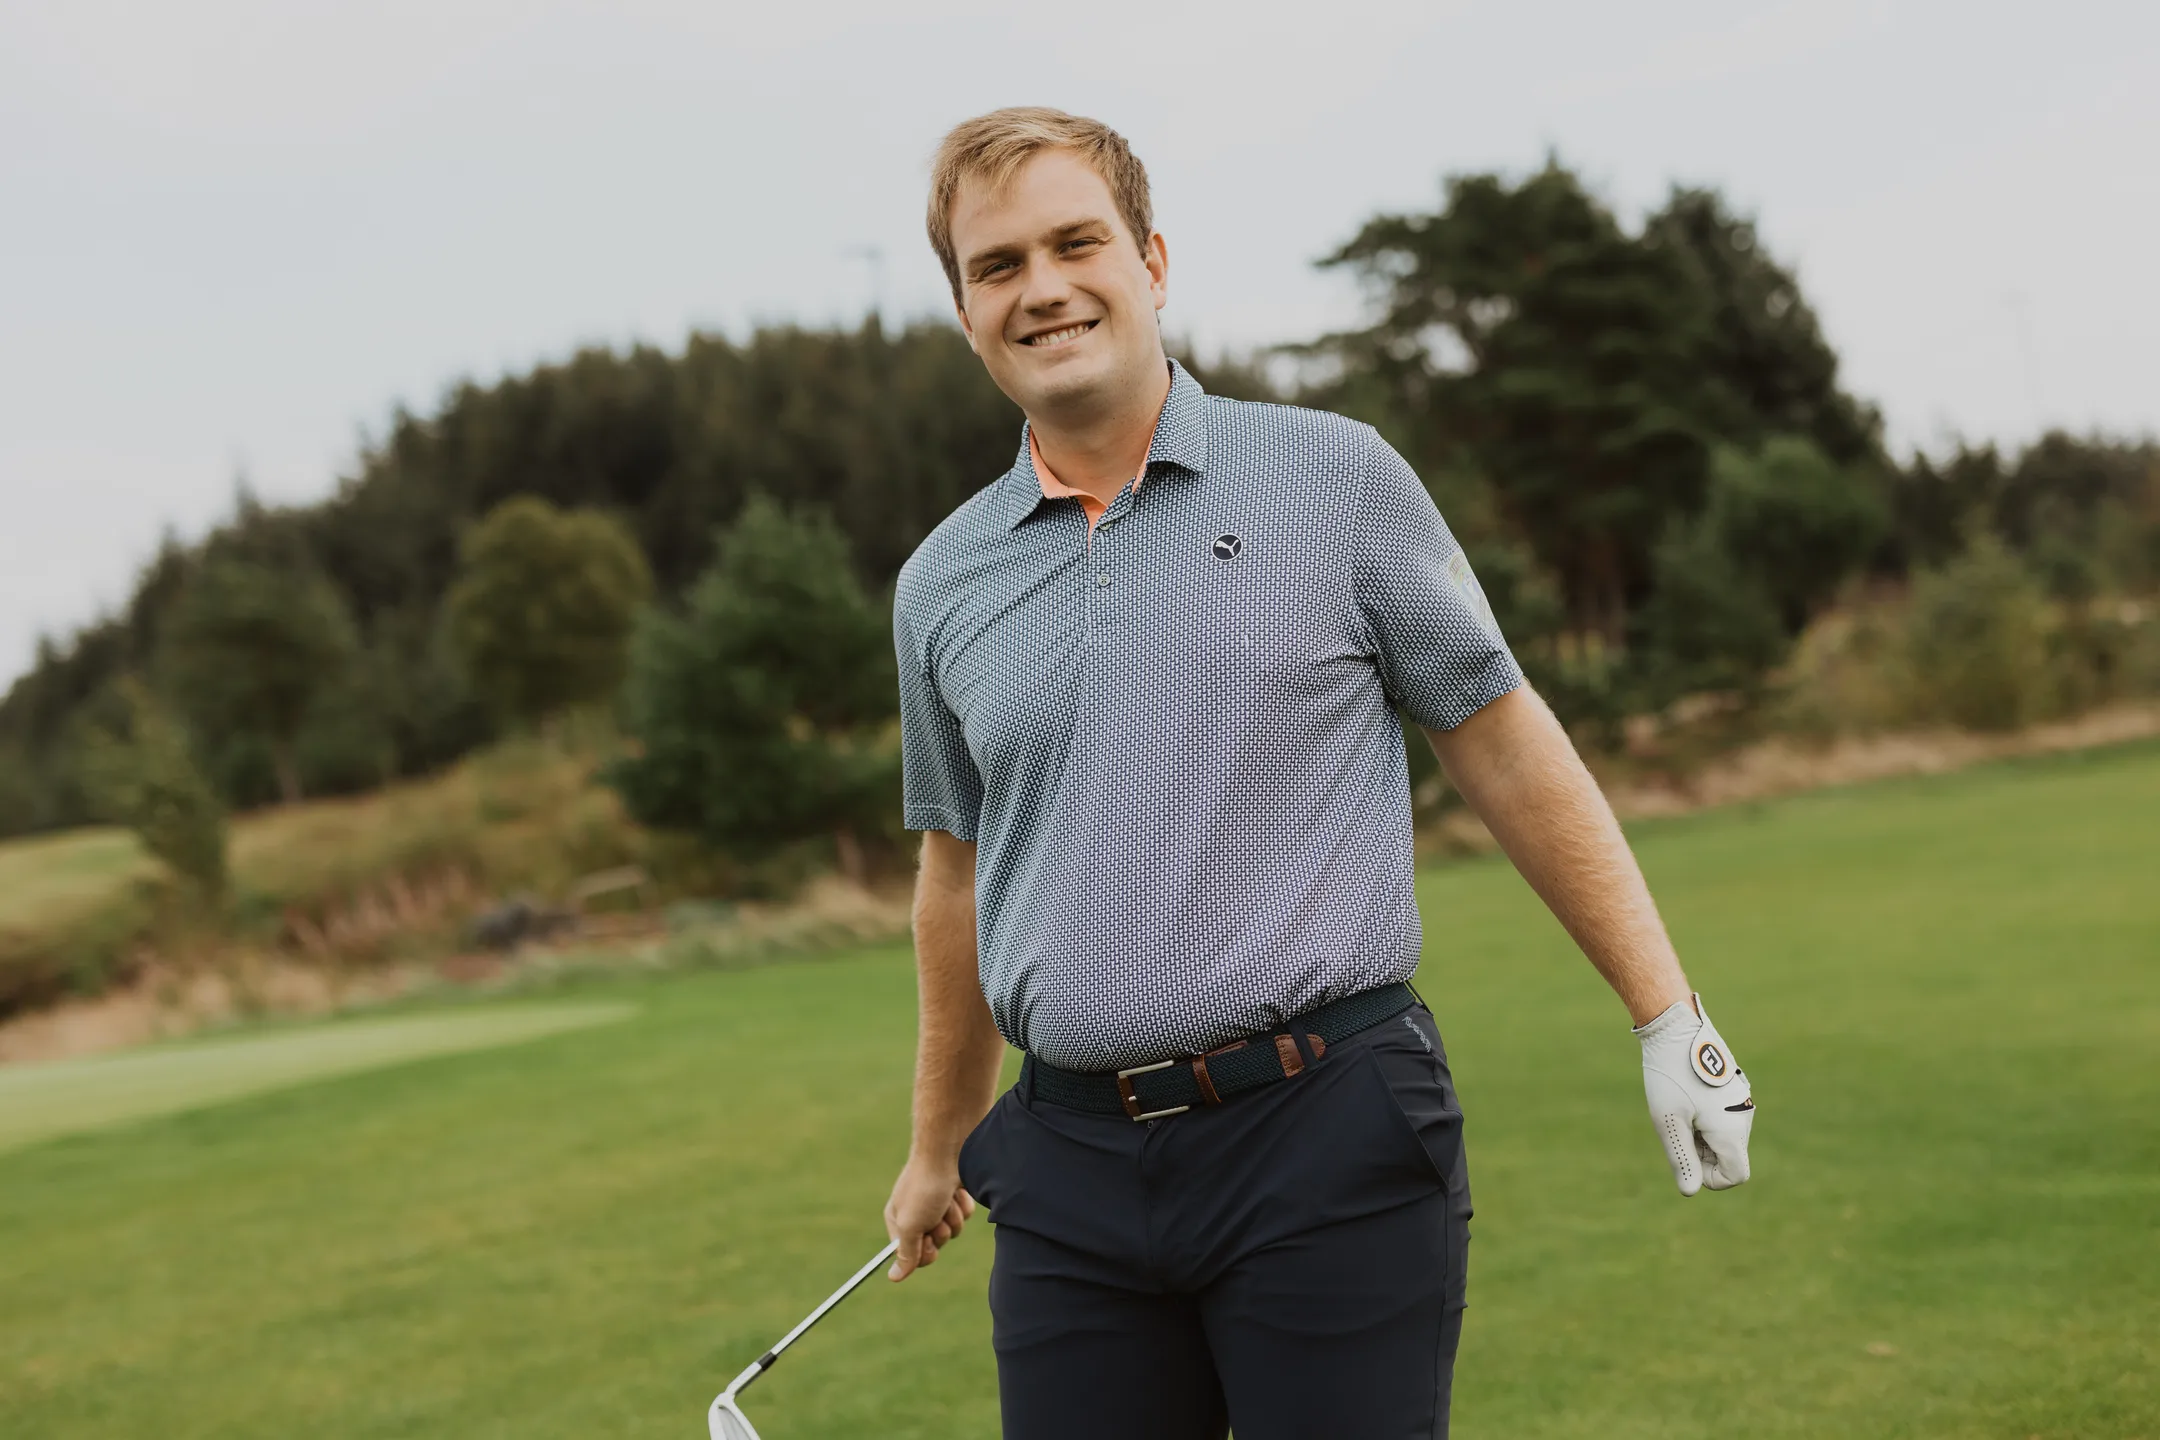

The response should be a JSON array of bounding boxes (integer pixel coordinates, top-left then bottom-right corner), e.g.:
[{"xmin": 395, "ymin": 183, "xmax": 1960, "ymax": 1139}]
[
  {"xmin": 610, "ymin": 495, "xmax": 899, "ymax": 887},
  {"xmin": 1, "ymin": 158, "xmax": 2155, "ymax": 873},
  {"xmin": 444, "ymin": 496, "xmax": 653, "ymax": 734}
]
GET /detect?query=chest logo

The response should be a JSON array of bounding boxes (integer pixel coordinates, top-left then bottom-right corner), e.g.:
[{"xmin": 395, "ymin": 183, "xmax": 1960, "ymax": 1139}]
[{"xmin": 1212, "ymin": 534, "xmax": 1242, "ymax": 561}]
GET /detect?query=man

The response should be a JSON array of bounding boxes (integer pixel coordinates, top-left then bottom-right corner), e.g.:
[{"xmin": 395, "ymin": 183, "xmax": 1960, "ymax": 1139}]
[{"xmin": 883, "ymin": 108, "xmax": 1754, "ymax": 1438}]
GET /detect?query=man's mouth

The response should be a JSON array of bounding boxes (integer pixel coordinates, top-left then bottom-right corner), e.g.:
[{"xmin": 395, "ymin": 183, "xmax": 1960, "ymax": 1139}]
[{"xmin": 1021, "ymin": 320, "xmax": 1099, "ymax": 349}]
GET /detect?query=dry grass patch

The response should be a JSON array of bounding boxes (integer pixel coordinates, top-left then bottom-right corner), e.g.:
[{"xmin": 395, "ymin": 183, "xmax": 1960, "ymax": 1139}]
[
  {"xmin": 0, "ymin": 829, "xmax": 153, "ymax": 934},
  {"xmin": 0, "ymin": 740, "xmax": 667, "ymax": 1025}
]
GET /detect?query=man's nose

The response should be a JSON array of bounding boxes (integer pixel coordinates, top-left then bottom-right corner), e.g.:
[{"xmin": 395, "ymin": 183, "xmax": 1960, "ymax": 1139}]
[{"xmin": 1017, "ymin": 253, "xmax": 1073, "ymax": 311}]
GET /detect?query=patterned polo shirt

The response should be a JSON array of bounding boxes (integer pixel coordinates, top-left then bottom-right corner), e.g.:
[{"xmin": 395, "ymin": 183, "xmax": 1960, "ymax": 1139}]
[{"xmin": 894, "ymin": 361, "xmax": 1522, "ymax": 1072}]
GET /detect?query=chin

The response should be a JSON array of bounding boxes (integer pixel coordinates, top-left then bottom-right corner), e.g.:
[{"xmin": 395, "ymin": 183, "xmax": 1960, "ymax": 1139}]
[{"xmin": 1017, "ymin": 352, "xmax": 1116, "ymax": 409}]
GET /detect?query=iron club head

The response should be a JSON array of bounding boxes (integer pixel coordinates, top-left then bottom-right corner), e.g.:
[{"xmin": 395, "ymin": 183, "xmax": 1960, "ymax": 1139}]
[{"xmin": 708, "ymin": 1390, "xmax": 762, "ymax": 1440}]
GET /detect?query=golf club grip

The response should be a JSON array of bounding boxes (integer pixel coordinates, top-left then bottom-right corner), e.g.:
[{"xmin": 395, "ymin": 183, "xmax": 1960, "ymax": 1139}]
[{"xmin": 764, "ymin": 1240, "xmax": 902, "ymax": 1363}]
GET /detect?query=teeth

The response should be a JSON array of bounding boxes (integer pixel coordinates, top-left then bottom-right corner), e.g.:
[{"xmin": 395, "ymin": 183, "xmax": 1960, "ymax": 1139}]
[{"xmin": 1026, "ymin": 323, "xmax": 1094, "ymax": 347}]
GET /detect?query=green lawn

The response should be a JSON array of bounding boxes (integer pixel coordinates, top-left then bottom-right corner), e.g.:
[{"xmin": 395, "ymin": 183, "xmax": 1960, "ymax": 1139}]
[
  {"xmin": 2, "ymin": 744, "xmax": 2156, "ymax": 1438},
  {"xmin": 0, "ymin": 1004, "xmax": 636, "ymax": 1156}
]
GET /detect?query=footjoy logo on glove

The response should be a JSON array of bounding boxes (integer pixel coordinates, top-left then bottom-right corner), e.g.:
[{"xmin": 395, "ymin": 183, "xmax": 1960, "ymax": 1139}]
[{"xmin": 1692, "ymin": 1040, "xmax": 1732, "ymax": 1085}]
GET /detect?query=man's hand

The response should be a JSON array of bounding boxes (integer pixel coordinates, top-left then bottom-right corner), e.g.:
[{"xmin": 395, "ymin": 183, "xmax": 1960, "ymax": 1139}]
[
  {"xmin": 884, "ymin": 1156, "xmax": 976, "ymax": 1281},
  {"xmin": 1635, "ymin": 993, "xmax": 1754, "ymax": 1196}
]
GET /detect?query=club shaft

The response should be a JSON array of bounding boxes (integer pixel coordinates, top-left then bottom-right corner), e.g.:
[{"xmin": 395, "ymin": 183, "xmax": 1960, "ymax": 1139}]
[{"xmin": 765, "ymin": 1240, "xmax": 900, "ymax": 1363}]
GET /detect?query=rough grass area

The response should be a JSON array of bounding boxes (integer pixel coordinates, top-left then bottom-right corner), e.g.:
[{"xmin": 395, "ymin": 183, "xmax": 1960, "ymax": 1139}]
[
  {"xmin": 220, "ymin": 738, "xmax": 652, "ymax": 931},
  {"xmin": 1, "ymin": 743, "xmax": 2155, "ymax": 1437},
  {"xmin": 0, "ymin": 738, "xmax": 676, "ymax": 1016},
  {"xmin": 0, "ymin": 827, "xmax": 153, "ymax": 935}
]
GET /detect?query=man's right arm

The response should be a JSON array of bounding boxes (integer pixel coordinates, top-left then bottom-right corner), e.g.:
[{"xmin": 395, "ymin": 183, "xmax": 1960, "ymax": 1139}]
[{"xmin": 883, "ymin": 828, "xmax": 1006, "ymax": 1281}]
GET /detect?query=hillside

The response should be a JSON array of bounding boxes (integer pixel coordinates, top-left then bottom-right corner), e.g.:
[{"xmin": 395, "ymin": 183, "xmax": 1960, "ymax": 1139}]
[{"xmin": 0, "ymin": 739, "xmax": 658, "ymax": 1030}]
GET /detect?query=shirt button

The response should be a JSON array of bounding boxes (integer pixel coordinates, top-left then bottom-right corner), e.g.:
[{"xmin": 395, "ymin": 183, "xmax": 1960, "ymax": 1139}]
[{"xmin": 1097, "ymin": 574, "xmax": 1112, "ymax": 587}]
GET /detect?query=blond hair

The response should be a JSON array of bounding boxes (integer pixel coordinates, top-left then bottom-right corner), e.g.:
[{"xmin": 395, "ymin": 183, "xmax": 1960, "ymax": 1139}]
[{"xmin": 926, "ymin": 107, "xmax": 1153, "ymax": 303}]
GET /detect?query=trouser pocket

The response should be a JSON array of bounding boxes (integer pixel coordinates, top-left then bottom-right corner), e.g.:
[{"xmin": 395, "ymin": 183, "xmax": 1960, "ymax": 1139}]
[
  {"xmin": 957, "ymin": 1088, "xmax": 1010, "ymax": 1208},
  {"xmin": 1357, "ymin": 1009, "xmax": 1473, "ymax": 1309}
]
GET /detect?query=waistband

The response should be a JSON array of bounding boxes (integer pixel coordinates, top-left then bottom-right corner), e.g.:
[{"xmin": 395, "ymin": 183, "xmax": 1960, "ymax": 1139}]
[{"xmin": 1025, "ymin": 982, "xmax": 1420, "ymax": 1121}]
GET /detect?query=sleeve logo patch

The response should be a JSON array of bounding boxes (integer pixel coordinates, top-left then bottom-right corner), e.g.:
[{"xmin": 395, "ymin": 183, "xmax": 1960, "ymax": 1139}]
[
  {"xmin": 1213, "ymin": 534, "xmax": 1242, "ymax": 561},
  {"xmin": 1692, "ymin": 1040, "xmax": 1733, "ymax": 1086},
  {"xmin": 1445, "ymin": 550, "xmax": 1499, "ymax": 638}
]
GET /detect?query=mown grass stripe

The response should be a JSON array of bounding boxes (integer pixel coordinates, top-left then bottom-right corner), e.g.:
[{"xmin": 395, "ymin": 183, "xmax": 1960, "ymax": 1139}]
[{"xmin": 0, "ymin": 1003, "xmax": 636, "ymax": 1154}]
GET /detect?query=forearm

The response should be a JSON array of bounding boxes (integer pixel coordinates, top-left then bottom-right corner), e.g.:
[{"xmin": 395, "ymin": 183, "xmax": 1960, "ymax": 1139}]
[
  {"xmin": 908, "ymin": 838, "xmax": 1005, "ymax": 1167},
  {"xmin": 1425, "ymin": 687, "xmax": 1690, "ymax": 1025}
]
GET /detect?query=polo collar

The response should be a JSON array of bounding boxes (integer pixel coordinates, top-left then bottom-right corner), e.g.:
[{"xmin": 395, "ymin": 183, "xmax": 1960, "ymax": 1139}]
[{"xmin": 1003, "ymin": 359, "xmax": 1211, "ymax": 530}]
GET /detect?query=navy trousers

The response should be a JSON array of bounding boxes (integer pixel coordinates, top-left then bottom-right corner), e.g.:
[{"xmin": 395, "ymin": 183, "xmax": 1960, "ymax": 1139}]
[{"xmin": 958, "ymin": 1005, "xmax": 1472, "ymax": 1439}]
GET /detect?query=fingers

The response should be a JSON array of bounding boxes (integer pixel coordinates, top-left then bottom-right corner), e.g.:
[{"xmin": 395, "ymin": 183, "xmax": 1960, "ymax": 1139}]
[
  {"xmin": 1697, "ymin": 1111, "xmax": 1754, "ymax": 1191},
  {"xmin": 919, "ymin": 1198, "xmax": 968, "ymax": 1254},
  {"xmin": 1655, "ymin": 1107, "xmax": 1703, "ymax": 1197},
  {"xmin": 887, "ymin": 1229, "xmax": 923, "ymax": 1282},
  {"xmin": 885, "ymin": 1180, "xmax": 974, "ymax": 1281}
]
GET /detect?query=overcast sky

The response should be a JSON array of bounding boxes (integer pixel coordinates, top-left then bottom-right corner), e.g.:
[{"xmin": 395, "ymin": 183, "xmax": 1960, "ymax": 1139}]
[{"xmin": 4, "ymin": 0, "xmax": 2155, "ymax": 687}]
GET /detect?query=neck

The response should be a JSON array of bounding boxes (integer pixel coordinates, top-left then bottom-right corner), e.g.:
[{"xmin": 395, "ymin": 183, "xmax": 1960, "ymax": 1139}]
[{"xmin": 1027, "ymin": 357, "xmax": 1172, "ymax": 505}]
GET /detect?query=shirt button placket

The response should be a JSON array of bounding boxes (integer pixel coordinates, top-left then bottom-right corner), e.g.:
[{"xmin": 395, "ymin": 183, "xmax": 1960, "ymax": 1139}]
[
  {"xmin": 1082, "ymin": 515, "xmax": 1100, "ymax": 643},
  {"xmin": 1095, "ymin": 516, "xmax": 1121, "ymax": 633},
  {"xmin": 1092, "ymin": 481, "xmax": 1138, "ymax": 633}
]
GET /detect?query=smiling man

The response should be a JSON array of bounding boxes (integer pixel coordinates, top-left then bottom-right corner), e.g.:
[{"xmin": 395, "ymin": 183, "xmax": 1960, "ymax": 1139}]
[{"xmin": 883, "ymin": 108, "xmax": 1755, "ymax": 1439}]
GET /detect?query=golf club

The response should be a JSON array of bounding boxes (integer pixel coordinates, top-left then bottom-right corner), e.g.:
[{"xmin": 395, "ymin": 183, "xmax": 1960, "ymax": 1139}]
[{"xmin": 707, "ymin": 1239, "xmax": 901, "ymax": 1439}]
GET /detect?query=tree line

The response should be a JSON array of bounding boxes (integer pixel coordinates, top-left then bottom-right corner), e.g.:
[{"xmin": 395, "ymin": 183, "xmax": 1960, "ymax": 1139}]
[{"xmin": 3, "ymin": 161, "xmax": 2155, "ymax": 868}]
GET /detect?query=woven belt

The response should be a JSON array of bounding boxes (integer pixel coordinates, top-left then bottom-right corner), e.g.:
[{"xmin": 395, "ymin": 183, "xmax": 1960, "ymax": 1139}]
[{"xmin": 1027, "ymin": 983, "xmax": 1419, "ymax": 1121}]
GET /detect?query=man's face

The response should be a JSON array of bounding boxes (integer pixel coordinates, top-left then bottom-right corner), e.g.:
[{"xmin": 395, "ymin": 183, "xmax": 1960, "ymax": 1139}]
[{"xmin": 948, "ymin": 149, "xmax": 1169, "ymax": 419}]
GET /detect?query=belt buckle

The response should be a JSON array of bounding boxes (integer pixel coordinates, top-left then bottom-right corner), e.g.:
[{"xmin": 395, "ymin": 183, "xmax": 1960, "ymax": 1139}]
[{"xmin": 1115, "ymin": 1060, "xmax": 1191, "ymax": 1122}]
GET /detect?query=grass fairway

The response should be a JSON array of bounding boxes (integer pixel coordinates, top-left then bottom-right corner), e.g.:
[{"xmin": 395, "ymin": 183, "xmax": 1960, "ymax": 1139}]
[
  {"xmin": 0, "ymin": 1004, "xmax": 637, "ymax": 1156},
  {"xmin": 2, "ymin": 744, "xmax": 2156, "ymax": 1438}
]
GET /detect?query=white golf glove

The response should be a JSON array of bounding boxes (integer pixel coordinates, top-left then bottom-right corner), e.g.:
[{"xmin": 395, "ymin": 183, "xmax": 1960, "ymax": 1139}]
[{"xmin": 1634, "ymin": 993, "xmax": 1754, "ymax": 1196}]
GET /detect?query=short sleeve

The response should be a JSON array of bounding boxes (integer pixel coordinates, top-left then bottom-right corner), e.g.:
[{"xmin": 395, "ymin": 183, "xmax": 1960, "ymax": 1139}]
[
  {"xmin": 1351, "ymin": 431, "xmax": 1525, "ymax": 731},
  {"xmin": 895, "ymin": 599, "xmax": 984, "ymax": 841}
]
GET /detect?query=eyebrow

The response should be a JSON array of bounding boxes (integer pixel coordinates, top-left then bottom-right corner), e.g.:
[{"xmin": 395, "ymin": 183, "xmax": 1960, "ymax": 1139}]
[{"xmin": 963, "ymin": 217, "xmax": 1117, "ymax": 274}]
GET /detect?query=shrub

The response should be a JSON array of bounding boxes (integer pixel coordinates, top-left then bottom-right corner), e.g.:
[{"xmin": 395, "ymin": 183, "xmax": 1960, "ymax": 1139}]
[
  {"xmin": 1703, "ymin": 437, "xmax": 1889, "ymax": 631},
  {"xmin": 1631, "ymin": 518, "xmax": 1789, "ymax": 703},
  {"xmin": 1902, "ymin": 536, "xmax": 2051, "ymax": 731},
  {"xmin": 445, "ymin": 498, "xmax": 654, "ymax": 733},
  {"xmin": 1773, "ymin": 603, "xmax": 1911, "ymax": 738},
  {"xmin": 78, "ymin": 680, "xmax": 228, "ymax": 900},
  {"xmin": 2122, "ymin": 603, "xmax": 2160, "ymax": 697},
  {"xmin": 611, "ymin": 498, "xmax": 897, "ymax": 875},
  {"xmin": 1631, "ymin": 436, "xmax": 1887, "ymax": 710},
  {"xmin": 2047, "ymin": 599, "xmax": 2152, "ymax": 714},
  {"xmin": 164, "ymin": 555, "xmax": 357, "ymax": 804}
]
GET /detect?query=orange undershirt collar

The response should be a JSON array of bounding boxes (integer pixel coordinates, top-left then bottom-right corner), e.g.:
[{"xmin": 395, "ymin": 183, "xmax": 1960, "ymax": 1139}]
[{"xmin": 1030, "ymin": 423, "xmax": 1157, "ymax": 532}]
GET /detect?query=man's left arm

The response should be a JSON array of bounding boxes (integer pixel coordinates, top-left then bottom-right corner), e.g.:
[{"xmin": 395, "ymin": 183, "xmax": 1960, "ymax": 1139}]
[{"xmin": 1423, "ymin": 686, "xmax": 1756, "ymax": 1196}]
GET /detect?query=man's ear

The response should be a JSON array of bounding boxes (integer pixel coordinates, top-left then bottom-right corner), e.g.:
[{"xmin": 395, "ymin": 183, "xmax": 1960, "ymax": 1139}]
[
  {"xmin": 1146, "ymin": 231, "xmax": 1169, "ymax": 312},
  {"xmin": 955, "ymin": 297, "xmax": 979, "ymax": 355}
]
